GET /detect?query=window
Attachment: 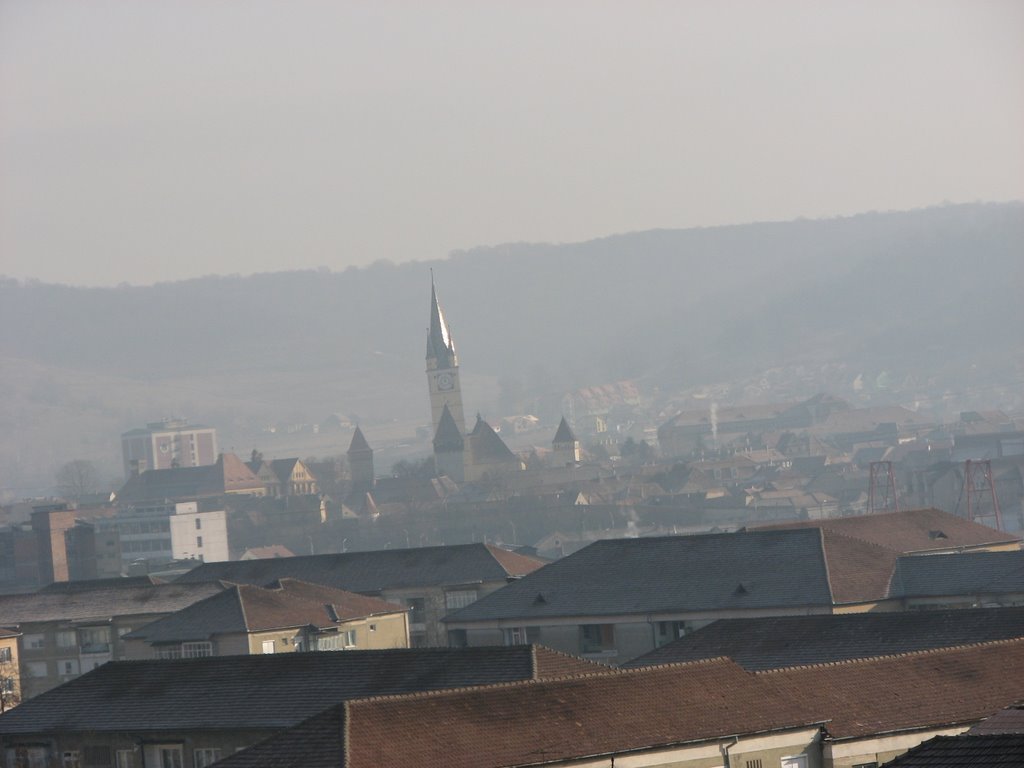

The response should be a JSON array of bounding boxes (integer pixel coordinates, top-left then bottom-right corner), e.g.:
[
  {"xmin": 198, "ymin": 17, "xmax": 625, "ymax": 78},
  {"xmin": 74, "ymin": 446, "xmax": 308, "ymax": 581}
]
[
  {"xmin": 6, "ymin": 747, "xmax": 48, "ymax": 768},
  {"xmin": 342, "ymin": 630, "xmax": 357, "ymax": 648},
  {"xmin": 115, "ymin": 750, "xmax": 134, "ymax": 768},
  {"xmin": 62, "ymin": 752, "xmax": 80, "ymax": 768},
  {"xmin": 193, "ymin": 749, "xmax": 221, "ymax": 768},
  {"xmin": 1, "ymin": 677, "xmax": 13, "ymax": 693},
  {"xmin": 406, "ymin": 597, "xmax": 426, "ymax": 624},
  {"xmin": 195, "ymin": 518, "xmax": 202, "ymax": 530},
  {"xmin": 196, "ymin": 536, "xmax": 203, "ymax": 548},
  {"xmin": 79, "ymin": 627, "xmax": 111, "ymax": 653},
  {"xmin": 22, "ymin": 634, "xmax": 44, "ymax": 650},
  {"xmin": 181, "ymin": 642, "xmax": 212, "ymax": 658},
  {"xmin": 83, "ymin": 746, "xmax": 111, "ymax": 766},
  {"xmin": 579, "ymin": 624, "xmax": 615, "ymax": 655},
  {"xmin": 745, "ymin": 761, "xmax": 763, "ymax": 768},
  {"xmin": 155, "ymin": 746, "xmax": 182, "ymax": 768},
  {"xmin": 445, "ymin": 590, "xmax": 478, "ymax": 610},
  {"xmin": 780, "ymin": 756, "xmax": 808, "ymax": 768},
  {"xmin": 60, "ymin": 659, "xmax": 80, "ymax": 676},
  {"xmin": 261, "ymin": 640, "xmax": 275, "ymax": 654},
  {"xmin": 157, "ymin": 646, "xmax": 182, "ymax": 660},
  {"xmin": 369, "ymin": 624, "xmax": 376, "ymax": 632},
  {"xmin": 448, "ymin": 629, "xmax": 468, "ymax": 647},
  {"xmin": 0, "ymin": 647, "xmax": 10, "ymax": 662},
  {"xmin": 56, "ymin": 630, "xmax": 77, "ymax": 649},
  {"xmin": 24, "ymin": 661, "xmax": 47, "ymax": 678}
]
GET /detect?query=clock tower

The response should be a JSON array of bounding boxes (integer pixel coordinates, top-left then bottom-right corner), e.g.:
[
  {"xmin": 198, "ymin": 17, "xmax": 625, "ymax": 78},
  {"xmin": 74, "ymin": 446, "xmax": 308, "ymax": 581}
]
[{"xmin": 426, "ymin": 275, "xmax": 466, "ymax": 440}]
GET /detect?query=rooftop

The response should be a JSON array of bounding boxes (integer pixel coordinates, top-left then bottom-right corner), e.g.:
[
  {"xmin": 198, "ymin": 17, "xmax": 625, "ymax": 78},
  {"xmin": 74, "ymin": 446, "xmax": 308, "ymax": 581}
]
[
  {"xmin": 175, "ymin": 543, "xmax": 545, "ymax": 593},
  {"xmin": 124, "ymin": 579, "xmax": 407, "ymax": 643},
  {"xmin": 625, "ymin": 607, "xmax": 1024, "ymax": 670},
  {"xmin": 444, "ymin": 529, "xmax": 835, "ymax": 623},
  {"xmin": 0, "ymin": 645, "xmax": 596, "ymax": 734}
]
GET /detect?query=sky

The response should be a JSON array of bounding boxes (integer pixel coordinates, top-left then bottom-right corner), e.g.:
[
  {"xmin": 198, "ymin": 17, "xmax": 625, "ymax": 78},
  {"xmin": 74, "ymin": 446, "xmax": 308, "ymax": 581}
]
[{"xmin": 1, "ymin": 0, "xmax": 1022, "ymax": 287}]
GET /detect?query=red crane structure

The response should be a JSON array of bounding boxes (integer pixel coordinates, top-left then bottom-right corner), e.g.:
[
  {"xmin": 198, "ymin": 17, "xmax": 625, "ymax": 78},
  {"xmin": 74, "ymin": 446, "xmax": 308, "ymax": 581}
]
[
  {"xmin": 962, "ymin": 459, "xmax": 1003, "ymax": 531},
  {"xmin": 868, "ymin": 460, "xmax": 900, "ymax": 515}
]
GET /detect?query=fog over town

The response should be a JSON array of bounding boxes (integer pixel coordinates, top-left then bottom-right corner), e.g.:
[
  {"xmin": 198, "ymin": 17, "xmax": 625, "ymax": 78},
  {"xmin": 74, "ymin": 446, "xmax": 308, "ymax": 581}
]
[{"xmin": 1, "ymin": 2, "xmax": 1023, "ymax": 767}]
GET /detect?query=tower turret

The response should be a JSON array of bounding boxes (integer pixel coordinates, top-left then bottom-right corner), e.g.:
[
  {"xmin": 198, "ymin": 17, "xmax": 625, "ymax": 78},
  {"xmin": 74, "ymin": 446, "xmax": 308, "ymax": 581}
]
[{"xmin": 347, "ymin": 426, "xmax": 374, "ymax": 494}]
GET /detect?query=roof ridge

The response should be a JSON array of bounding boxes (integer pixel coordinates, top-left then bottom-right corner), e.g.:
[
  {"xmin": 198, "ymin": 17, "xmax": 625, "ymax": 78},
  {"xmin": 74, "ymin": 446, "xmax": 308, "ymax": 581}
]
[
  {"xmin": 755, "ymin": 636, "xmax": 1024, "ymax": 674},
  {"xmin": 346, "ymin": 654, "xmax": 744, "ymax": 707}
]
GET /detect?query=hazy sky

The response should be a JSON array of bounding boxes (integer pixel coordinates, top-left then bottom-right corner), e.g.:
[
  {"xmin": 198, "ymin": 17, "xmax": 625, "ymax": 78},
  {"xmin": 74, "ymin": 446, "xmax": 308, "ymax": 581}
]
[{"xmin": 1, "ymin": 0, "xmax": 1022, "ymax": 286}]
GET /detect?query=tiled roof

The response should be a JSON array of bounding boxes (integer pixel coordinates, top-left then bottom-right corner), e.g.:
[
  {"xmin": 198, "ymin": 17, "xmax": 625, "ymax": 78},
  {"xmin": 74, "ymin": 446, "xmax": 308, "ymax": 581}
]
[
  {"xmin": 175, "ymin": 543, "xmax": 545, "ymax": 592},
  {"xmin": 468, "ymin": 416, "xmax": 517, "ymax": 462},
  {"xmin": 969, "ymin": 705, "xmax": 1024, "ymax": 735},
  {"xmin": 624, "ymin": 607, "xmax": 1024, "ymax": 670},
  {"xmin": 37, "ymin": 576, "xmax": 163, "ymax": 592},
  {"xmin": 0, "ymin": 645, "xmax": 593, "ymax": 734},
  {"xmin": 0, "ymin": 582, "xmax": 226, "ymax": 624},
  {"xmin": 215, "ymin": 658, "xmax": 814, "ymax": 768},
  {"xmin": 124, "ymin": 579, "xmax": 405, "ymax": 643},
  {"xmin": 269, "ymin": 458, "xmax": 300, "ymax": 482},
  {"xmin": 115, "ymin": 452, "xmax": 264, "ymax": 503},
  {"xmin": 0, "ymin": 628, "xmax": 19, "ymax": 639},
  {"xmin": 240, "ymin": 545, "xmax": 295, "ymax": 559},
  {"xmin": 444, "ymin": 529, "xmax": 834, "ymax": 623},
  {"xmin": 879, "ymin": 734, "xmax": 1024, "ymax": 767},
  {"xmin": 122, "ymin": 641, "xmax": 1024, "ymax": 768},
  {"xmin": 889, "ymin": 550, "xmax": 1024, "ymax": 598},
  {"xmin": 756, "ymin": 508, "xmax": 1020, "ymax": 554},
  {"xmin": 763, "ymin": 639, "xmax": 1024, "ymax": 739},
  {"xmin": 819, "ymin": 528, "xmax": 899, "ymax": 603}
]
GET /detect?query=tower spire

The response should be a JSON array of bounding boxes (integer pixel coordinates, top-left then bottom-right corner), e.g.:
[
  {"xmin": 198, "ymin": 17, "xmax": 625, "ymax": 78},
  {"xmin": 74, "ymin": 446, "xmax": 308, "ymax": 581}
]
[{"xmin": 426, "ymin": 272, "xmax": 456, "ymax": 367}]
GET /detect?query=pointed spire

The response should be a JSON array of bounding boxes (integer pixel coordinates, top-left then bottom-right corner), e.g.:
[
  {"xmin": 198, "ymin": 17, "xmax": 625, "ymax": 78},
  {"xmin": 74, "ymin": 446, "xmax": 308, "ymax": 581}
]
[
  {"xmin": 433, "ymin": 403, "xmax": 465, "ymax": 453},
  {"xmin": 553, "ymin": 416, "xmax": 577, "ymax": 445},
  {"xmin": 426, "ymin": 274, "xmax": 457, "ymax": 367},
  {"xmin": 347, "ymin": 426, "xmax": 371, "ymax": 454}
]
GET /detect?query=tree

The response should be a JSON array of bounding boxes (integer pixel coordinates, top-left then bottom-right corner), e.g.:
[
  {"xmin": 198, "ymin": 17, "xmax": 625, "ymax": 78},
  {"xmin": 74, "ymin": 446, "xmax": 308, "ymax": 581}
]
[
  {"xmin": 54, "ymin": 460, "xmax": 99, "ymax": 498},
  {"xmin": 0, "ymin": 651, "xmax": 20, "ymax": 712}
]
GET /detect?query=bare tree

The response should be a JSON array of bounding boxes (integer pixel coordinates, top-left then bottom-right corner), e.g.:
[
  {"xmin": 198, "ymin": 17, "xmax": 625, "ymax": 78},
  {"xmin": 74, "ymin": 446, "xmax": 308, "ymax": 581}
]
[{"xmin": 54, "ymin": 459, "xmax": 99, "ymax": 498}]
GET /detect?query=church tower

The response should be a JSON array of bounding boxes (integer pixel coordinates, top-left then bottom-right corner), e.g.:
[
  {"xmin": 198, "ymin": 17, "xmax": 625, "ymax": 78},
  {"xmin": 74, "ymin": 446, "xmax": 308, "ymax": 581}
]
[
  {"xmin": 425, "ymin": 275, "xmax": 466, "ymax": 439},
  {"xmin": 347, "ymin": 426, "xmax": 374, "ymax": 495}
]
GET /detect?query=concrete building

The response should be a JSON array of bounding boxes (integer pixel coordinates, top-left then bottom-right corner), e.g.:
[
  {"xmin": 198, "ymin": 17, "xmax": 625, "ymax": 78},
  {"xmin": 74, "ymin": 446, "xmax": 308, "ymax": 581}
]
[{"xmin": 121, "ymin": 418, "xmax": 218, "ymax": 479}]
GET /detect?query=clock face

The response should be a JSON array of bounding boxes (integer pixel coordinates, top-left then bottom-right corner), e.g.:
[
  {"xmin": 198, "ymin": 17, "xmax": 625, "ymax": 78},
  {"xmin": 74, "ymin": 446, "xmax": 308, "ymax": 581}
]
[{"xmin": 437, "ymin": 372, "xmax": 454, "ymax": 391}]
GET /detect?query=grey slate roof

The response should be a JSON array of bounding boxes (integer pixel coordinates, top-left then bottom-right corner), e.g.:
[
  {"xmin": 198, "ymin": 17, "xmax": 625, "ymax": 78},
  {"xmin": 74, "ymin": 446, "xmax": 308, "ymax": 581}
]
[
  {"xmin": 444, "ymin": 529, "xmax": 834, "ymax": 623},
  {"xmin": 889, "ymin": 550, "xmax": 1024, "ymax": 599},
  {"xmin": 880, "ymin": 734, "xmax": 1024, "ymax": 767},
  {"xmin": 467, "ymin": 416, "xmax": 517, "ymax": 462},
  {"xmin": 0, "ymin": 582, "xmax": 226, "ymax": 625},
  {"xmin": 174, "ymin": 542, "xmax": 542, "ymax": 592},
  {"xmin": 433, "ymin": 403, "xmax": 465, "ymax": 452},
  {"xmin": 552, "ymin": 417, "xmax": 577, "ymax": 445},
  {"xmin": 347, "ymin": 426, "xmax": 371, "ymax": 453},
  {"xmin": 624, "ymin": 607, "xmax": 1024, "ymax": 670},
  {"xmin": 0, "ymin": 646, "xmax": 564, "ymax": 734}
]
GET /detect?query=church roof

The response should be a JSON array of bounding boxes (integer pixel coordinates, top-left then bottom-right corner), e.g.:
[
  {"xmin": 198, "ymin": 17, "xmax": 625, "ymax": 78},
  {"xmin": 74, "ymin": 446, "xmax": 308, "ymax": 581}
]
[
  {"xmin": 553, "ymin": 417, "xmax": 577, "ymax": 445},
  {"xmin": 348, "ymin": 426, "xmax": 371, "ymax": 454},
  {"xmin": 425, "ymin": 279, "xmax": 457, "ymax": 367},
  {"xmin": 433, "ymin": 404, "xmax": 465, "ymax": 453},
  {"xmin": 468, "ymin": 416, "xmax": 517, "ymax": 463}
]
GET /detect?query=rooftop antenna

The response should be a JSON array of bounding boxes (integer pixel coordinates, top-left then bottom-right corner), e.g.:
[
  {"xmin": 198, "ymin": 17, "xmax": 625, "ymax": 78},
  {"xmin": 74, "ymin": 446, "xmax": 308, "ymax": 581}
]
[{"xmin": 868, "ymin": 461, "xmax": 900, "ymax": 514}]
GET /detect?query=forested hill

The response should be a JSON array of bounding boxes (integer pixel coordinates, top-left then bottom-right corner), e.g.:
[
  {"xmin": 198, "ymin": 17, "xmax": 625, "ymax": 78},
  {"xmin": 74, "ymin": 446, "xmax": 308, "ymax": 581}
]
[{"xmin": 3, "ymin": 202, "xmax": 1021, "ymax": 393}]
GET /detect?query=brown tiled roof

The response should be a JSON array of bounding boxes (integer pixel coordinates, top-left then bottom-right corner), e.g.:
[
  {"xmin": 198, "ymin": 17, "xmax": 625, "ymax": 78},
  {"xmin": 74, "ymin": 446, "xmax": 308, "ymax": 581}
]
[
  {"xmin": 819, "ymin": 528, "xmax": 897, "ymax": 603},
  {"xmin": 763, "ymin": 639, "xmax": 1024, "ymax": 739},
  {"xmin": 756, "ymin": 508, "xmax": 1020, "ymax": 554},
  {"xmin": 125, "ymin": 579, "xmax": 406, "ymax": 643},
  {"xmin": 482, "ymin": 544, "xmax": 546, "ymax": 578},
  {"xmin": 216, "ymin": 640, "xmax": 1024, "ymax": 767}
]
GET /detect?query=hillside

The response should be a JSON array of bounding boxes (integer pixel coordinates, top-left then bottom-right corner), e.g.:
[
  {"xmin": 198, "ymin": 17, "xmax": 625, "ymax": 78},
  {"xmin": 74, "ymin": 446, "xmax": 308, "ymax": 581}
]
[{"xmin": 2, "ymin": 202, "xmax": 1022, "ymax": 496}]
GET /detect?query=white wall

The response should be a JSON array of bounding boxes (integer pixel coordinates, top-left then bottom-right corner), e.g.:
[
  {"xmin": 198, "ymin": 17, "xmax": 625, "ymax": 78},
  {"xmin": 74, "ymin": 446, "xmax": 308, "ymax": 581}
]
[{"xmin": 170, "ymin": 510, "xmax": 229, "ymax": 563}]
